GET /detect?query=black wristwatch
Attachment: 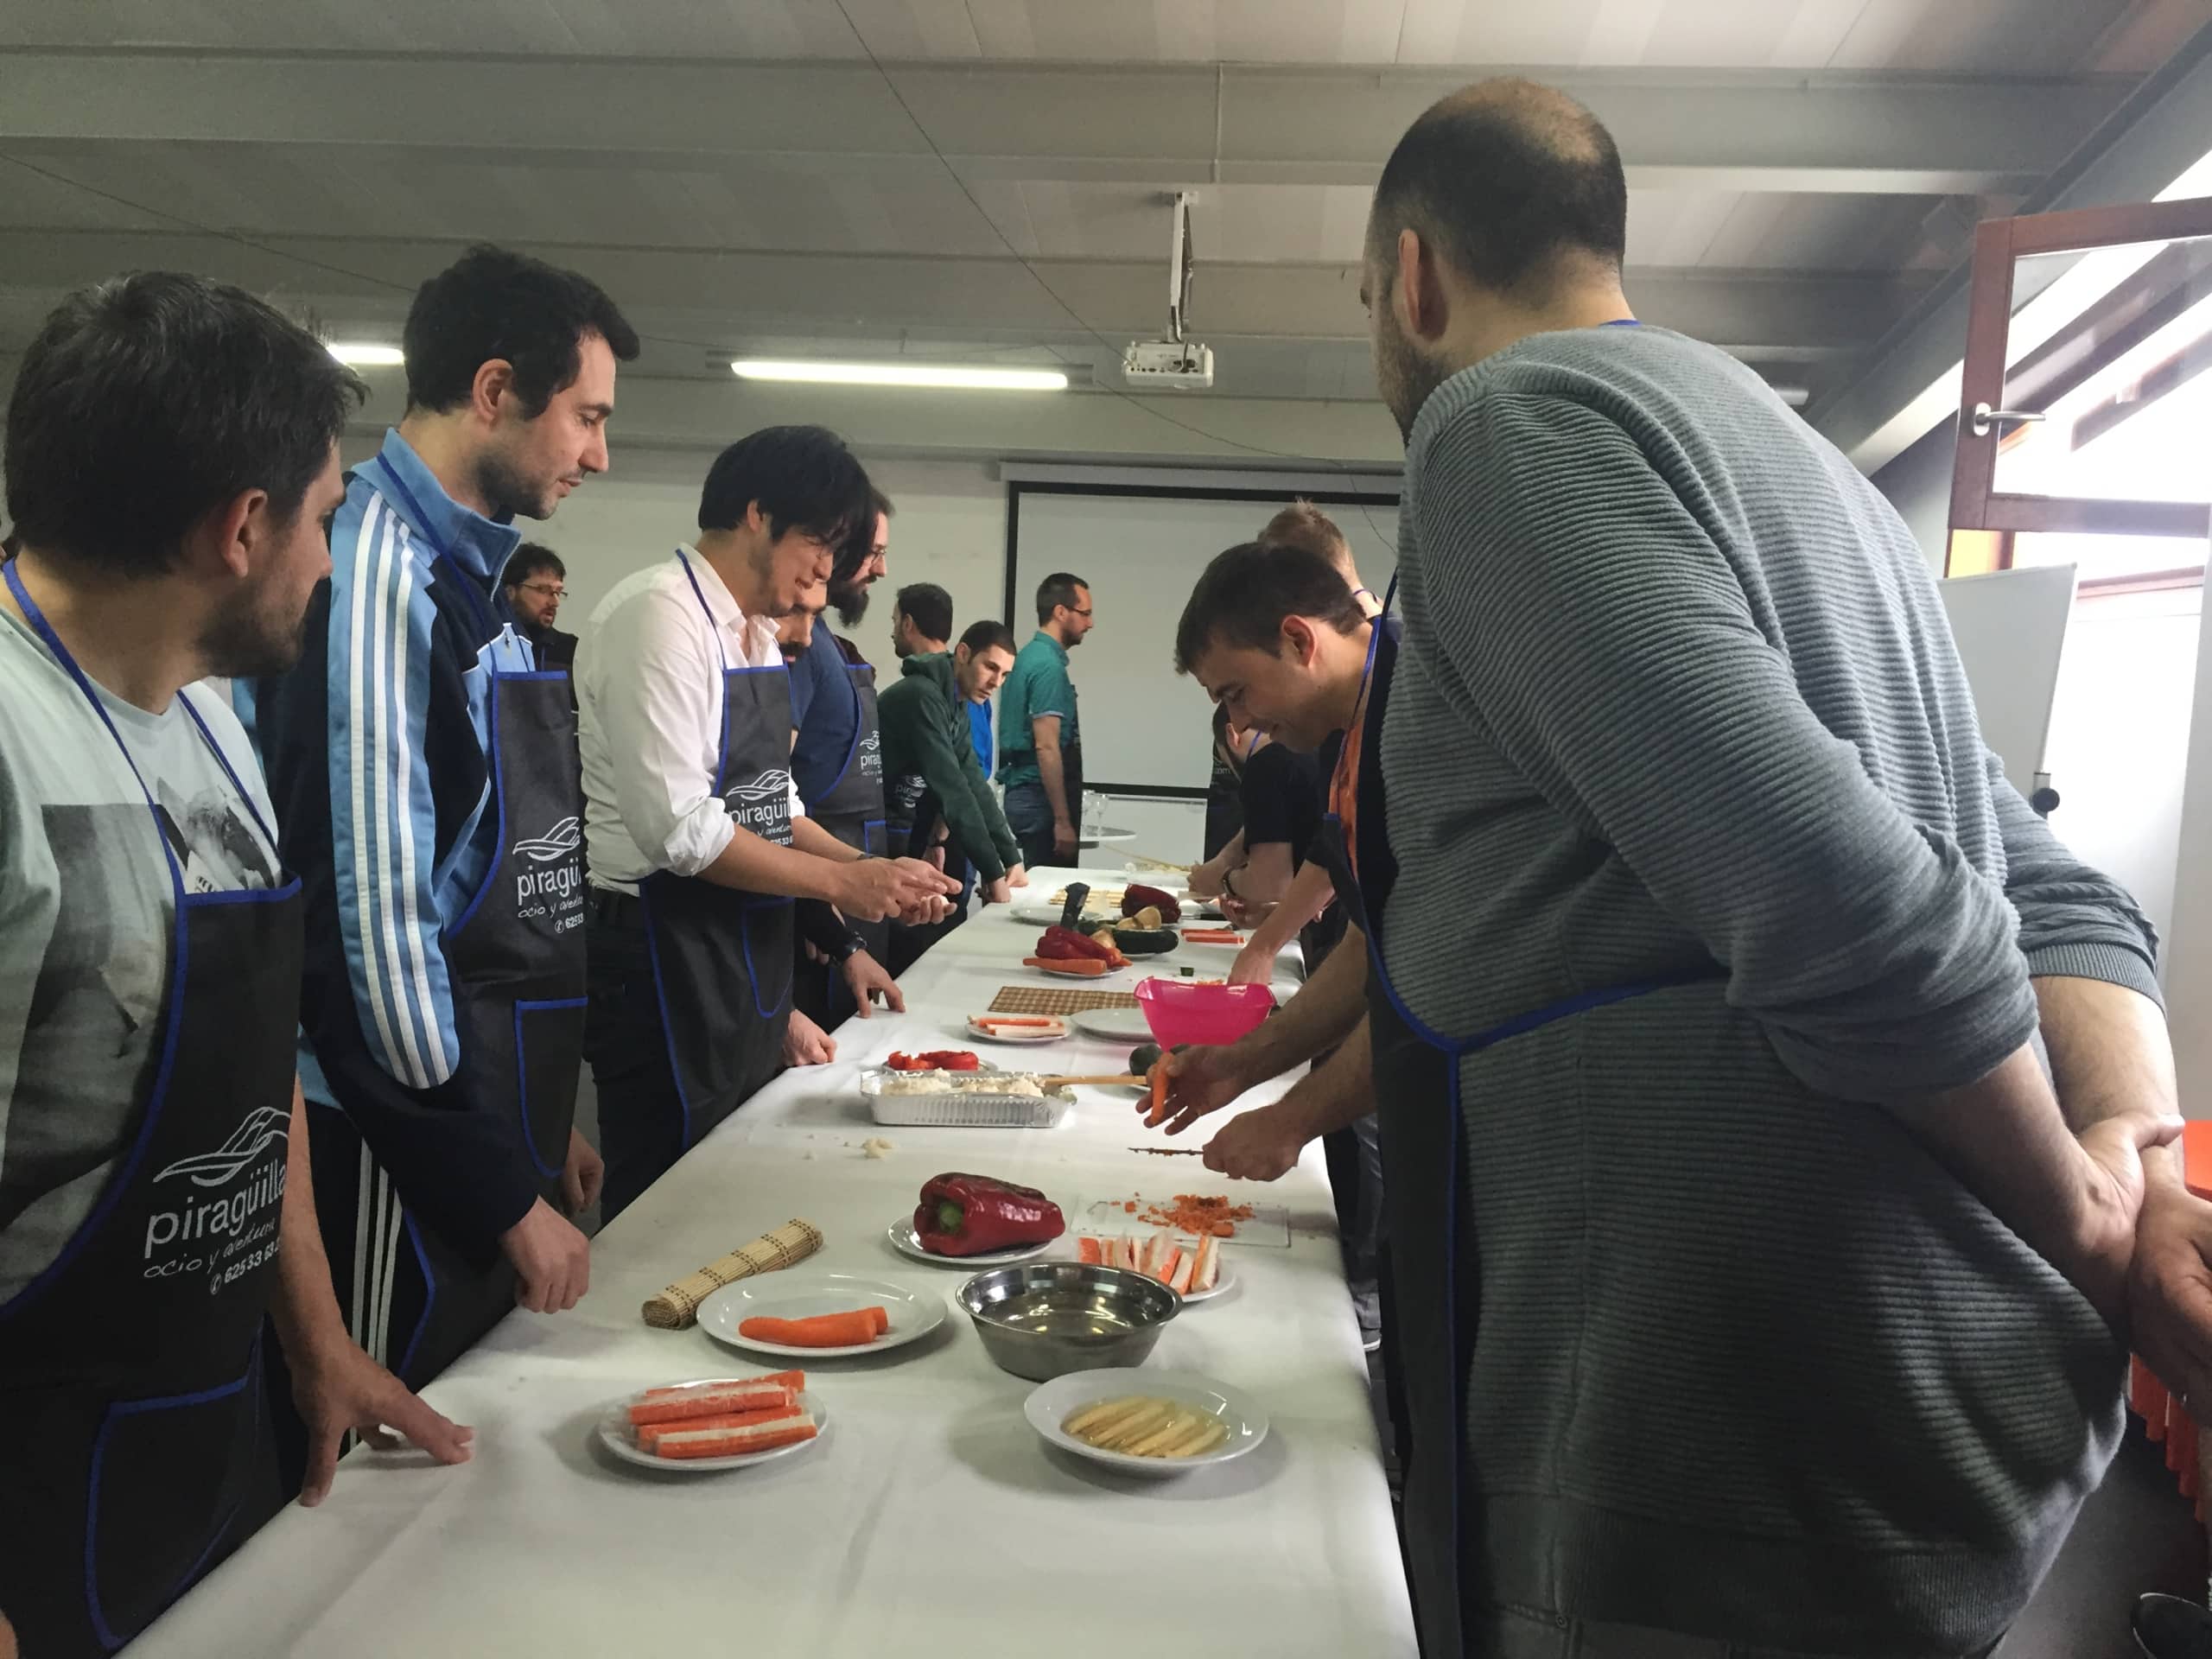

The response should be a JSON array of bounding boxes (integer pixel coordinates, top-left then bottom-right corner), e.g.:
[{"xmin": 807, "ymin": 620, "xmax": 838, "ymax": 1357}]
[{"xmin": 829, "ymin": 931, "xmax": 868, "ymax": 964}]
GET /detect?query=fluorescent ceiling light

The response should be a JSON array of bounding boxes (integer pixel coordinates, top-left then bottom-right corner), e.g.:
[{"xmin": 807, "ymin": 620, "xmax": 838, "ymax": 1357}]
[
  {"xmin": 327, "ymin": 342, "xmax": 404, "ymax": 366},
  {"xmin": 731, "ymin": 359, "xmax": 1066, "ymax": 391}
]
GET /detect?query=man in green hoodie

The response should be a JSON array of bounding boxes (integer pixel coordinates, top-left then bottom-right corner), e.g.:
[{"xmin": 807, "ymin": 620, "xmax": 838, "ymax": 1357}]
[{"xmin": 880, "ymin": 620, "xmax": 1027, "ymax": 969}]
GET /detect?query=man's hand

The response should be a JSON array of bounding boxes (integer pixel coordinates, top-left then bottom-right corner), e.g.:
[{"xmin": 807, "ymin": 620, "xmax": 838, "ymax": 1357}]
[
  {"xmin": 561, "ymin": 1128, "xmax": 604, "ymax": 1216},
  {"xmin": 2068, "ymin": 1112, "xmax": 2181, "ymax": 1333},
  {"xmin": 1186, "ymin": 857, "xmax": 1224, "ymax": 899},
  {"xmin": 925, "ymin": 844, "xmax": 947, "ymax": 872},
  {"xmin": 1052, "ymin": 820, "xmax": 1078, "ymax": 859},
  {"xmin": 1154, "ymin": 1044, "xmax": 1257, "ymax": 1136},
  {"xmin": 1007, "ymin": 863, "xmax": 1029, "ymax": 888},
  {"xmin": 1202, "ymin": 1102, "xmax": 1309, "ymax": 1182},
  {"xmin": 802, "ymin": 937, "xmax": 830, "ymax": 965},
  {"xmin": 2130, "ymin": 1160, "xmax": 2212, "ymax": 1415},
  {"xmin": 288, "ymin": 1330, "xmax": 474, "ymax": 1506},
  {"xmin": 499, "ymin": 1198, "xmax": 590, "ymax": 1313},
  {"xmin": 837, "ymin": 855, "xmax": 957, "ymax": 923},
  {"xmin": 840, "ymin": 950, "xmax": 905, "ymax": 1017},
  {"xmin": 784, "ymin": 1008, "xmax": 837, "ymax": 1066},
  {"xmin": 1228, "ymin": 936, "xmax": 1276, "ymax": 988},
  {"xmin": 1220, "ymin": 892, "xmax": 1274, "ymax": 930},
  {"xmin": 982, "ymin": 876, "xmax": 1014, "ymax": 906}
]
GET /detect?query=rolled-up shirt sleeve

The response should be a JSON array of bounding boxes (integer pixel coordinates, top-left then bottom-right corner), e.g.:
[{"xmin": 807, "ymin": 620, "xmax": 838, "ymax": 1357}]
[{"xmin": 596, "ymin": 585, "xmax": 737, "ymax": 878}]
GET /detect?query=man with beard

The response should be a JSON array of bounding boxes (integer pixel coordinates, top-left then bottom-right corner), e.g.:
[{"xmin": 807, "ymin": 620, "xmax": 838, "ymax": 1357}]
[
  {"xmin": 576, "ymin": 431, "xmax": 953, "ymax": 1218},
  {"xmin": 0, "ymin": 274, "xmax": 468, "ymax": 1659},
  {"xmin": 998, "ymin": 571, "xmax": 1094, "ymax": 869},
  {"xmin": 888, "ymin": 582, "xmax": 951, "ymax": 661},
  {"xmin": 788, "ymin": 488, "xmax": 900, "ymax": 1030},
  {"xmin": 1358, "ymin": 79, "xmax": 2184, "ymax": 1658},
  {"xmin": 251, "ymin": 245, "xmax": 636, "ymax": 1390},
  {"xmin": 499, "ymin": 542, "xmax": 577, "ymax": 673}
]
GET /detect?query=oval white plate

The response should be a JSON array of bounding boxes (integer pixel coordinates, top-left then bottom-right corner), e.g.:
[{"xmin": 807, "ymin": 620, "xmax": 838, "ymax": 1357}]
[
  {"xmin": 1177, "ymin": 1258, "xmax": 1236, "ymax": 1304},
  {"xmin": 1025, "ymin": 1368, "xmax": 1268, "ymax": 1477},
  {"xmin": 886, "ymin": 1215, "xmax": 1055, "ymax": 1268},
  {"xmin": 1010, "ymin": 899, "xmax": 1113, "ymax": 926},
  {"xmin": 598, "ymin": 1381, "xmax": 827, "ymax": 1473},
  {"xmin": 1029, "ymin": 961, "xmax": 1127, "ymax": 983},
  {"xmin": 698, "ymin": 1272, "xmax": 946, "ymax": 1359},
  {"xmin": 966, "ymin": 1015, "xmax": 1070, "ymax": 1045},
  {"xmin": 1071, "ymin": 1005, "xmax": 1156, "ymax": 1043}
]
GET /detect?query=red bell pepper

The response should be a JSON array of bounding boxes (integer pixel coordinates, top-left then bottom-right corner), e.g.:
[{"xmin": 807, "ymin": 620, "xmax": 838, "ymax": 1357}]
[
  {"xmin": 886, "ymin": 1050, "xmax": 981, "ymax": 1072},
  {"xmin": 913, "ymin": 1173, "xmax": 1066, "ymax": 1255},
  {"xmin": 1122, "ymin": 883, "xmax": 1183, "ymax": 923}
]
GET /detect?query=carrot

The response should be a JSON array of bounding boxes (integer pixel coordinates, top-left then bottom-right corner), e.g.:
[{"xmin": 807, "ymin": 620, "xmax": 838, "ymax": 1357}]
[
  {"xmin": 1025, "ymin": 956, "xmax": 1109, "ymax": 976},
  {"xmin": 976, "ymin": 1016, "xmax": 1058, "ymax": 1027},
  {"xmin": 737, "ymin": 1310, "xmax": 882, "ymax": 1347},
  {"xmin": 654, "ymin": 1414, "xmax": 819, "ymax": 1460},
  {"xmin": 636, "ymin": 1403, "xmax": 801, "ymax": 1451},
  {"xmin": 628, "ymin": 1382, "xmax": 792, "ymax": 1427},
  {"xmin": 1145, "ymin": 1062, "xmax": 1169, "ymax": 1127},
  {"xmin": 868, "ymin": 1306, "xmax": 890, "ymax": 1337}
]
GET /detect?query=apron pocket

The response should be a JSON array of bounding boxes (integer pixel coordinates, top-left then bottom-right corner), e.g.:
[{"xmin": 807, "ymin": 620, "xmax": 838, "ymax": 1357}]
[
  {"xmin": 86, "ymin": 1345, "xmax": 264, "ymax": 1648},
  {"xmin": 513, "ymin": 996, "xmax": 587, "ymax": 1180}
]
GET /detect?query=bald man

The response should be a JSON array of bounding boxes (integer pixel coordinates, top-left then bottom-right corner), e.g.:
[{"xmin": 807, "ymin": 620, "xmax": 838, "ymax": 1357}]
[{"xmin": 1357, "ymin": 77, "xmax": 2177, "ymax": 1659}]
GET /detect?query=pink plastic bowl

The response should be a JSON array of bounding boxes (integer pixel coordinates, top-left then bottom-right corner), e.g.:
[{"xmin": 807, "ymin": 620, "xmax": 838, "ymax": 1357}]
[{"xmin": 1135, "ymin": 978, "xmax": 1277, "ymax": 1048}]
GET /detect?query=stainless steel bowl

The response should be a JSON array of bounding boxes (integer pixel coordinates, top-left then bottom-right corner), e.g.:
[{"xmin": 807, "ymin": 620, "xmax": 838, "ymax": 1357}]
[{"xmin": 958, "ymin": 1263, "xmax": 1179, "ymax": 1381}]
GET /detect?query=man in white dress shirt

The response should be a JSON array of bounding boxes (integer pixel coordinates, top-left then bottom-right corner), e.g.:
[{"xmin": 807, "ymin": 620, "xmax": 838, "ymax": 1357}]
[{"xmin": 575, "ymin": 427, "xmax": 954, "ymax": 1218}]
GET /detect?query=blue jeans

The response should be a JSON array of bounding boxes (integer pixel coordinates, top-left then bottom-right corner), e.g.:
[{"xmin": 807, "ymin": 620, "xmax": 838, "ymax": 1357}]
[{"xmin": 1001, "ymin": 781, "xmax": 1072, "ymax": 869}]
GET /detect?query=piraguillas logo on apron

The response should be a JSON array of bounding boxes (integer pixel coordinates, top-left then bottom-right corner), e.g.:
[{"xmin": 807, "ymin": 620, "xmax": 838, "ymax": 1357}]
[
  {"xmin": 512, "ymin": 813, "xmax": 586, "ymax": 931},
  {"xmin": 144, "ymin": 1103, "xmax": 289, "ymax": 1289},
  {"xmin": 857, "ymin": 728, "xmax": 883, "ymax": 780},
  {"xmin": 725, "ymin": 767, "xmax": 794, "ymax": 836}
]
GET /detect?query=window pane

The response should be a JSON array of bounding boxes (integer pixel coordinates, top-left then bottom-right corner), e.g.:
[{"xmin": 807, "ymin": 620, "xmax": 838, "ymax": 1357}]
[
  {"xmin": 2012, "ymin": 529, "xmax": 2206, "ymax": 584},
  {"xmin": 1991, "ymin": 236, "xmax": 2212, "ymax": 510}
]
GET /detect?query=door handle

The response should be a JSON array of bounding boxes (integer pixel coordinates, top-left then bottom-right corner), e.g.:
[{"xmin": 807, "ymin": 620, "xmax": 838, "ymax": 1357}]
[{"xmin": 1970, "ymin": 402, "xmax": 2046, "ymax": 437}]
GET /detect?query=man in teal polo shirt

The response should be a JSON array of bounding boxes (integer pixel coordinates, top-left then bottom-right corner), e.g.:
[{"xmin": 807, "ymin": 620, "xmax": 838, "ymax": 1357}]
[{"xmin": 997, "ymin": 571, "xmax": 1092, "ymax": 868}]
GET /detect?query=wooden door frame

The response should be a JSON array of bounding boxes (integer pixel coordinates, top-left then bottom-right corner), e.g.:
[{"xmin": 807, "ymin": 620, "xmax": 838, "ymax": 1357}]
[{"xmin": 1948, "ymin": 194, "xmax": 2212, "ymax": 559}]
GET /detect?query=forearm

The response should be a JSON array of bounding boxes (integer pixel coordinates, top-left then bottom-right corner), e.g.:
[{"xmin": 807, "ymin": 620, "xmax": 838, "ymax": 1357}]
[
  {"xmin": 698, "ymin": 824, "xmax": 852, "ymax": 899},
  {"xmin": 1037, "ymin": 743, "xmax": 1072, "ymax": 827},
  {"xmin": 2037, "ymin": 975, "xmax": 2182, "ymax": 1188},
  {"xmin": 1231, "ymin": 842, "xmax": 1295, "ymax": 908},
  {"xmin": 1272, "ymin": 1019, "xmax": 1374, "ymax": 1141},
  {"xmin": 789, "ymin": 815, "xmax": 864, "ymax": 865},
  {"xmin": 1885, "ymin": 1044, "xmax": 2101, "ymax": 1271},
  {"xmin": 1233, "ymin": 923, "xmax": 1370, "ymax": 1077},
  {"xmin": 272, "ymin": 1084, "xmax": 347, "ymax": 1355}
]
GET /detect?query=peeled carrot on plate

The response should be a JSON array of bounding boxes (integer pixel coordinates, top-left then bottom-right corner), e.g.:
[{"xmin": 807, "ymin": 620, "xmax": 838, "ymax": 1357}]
[
  {"xmin": 737, "ymin": 1308, "xmax": 887, "ymax": 1347},
  {"xmin": 1145, "ymin": 1063, "xmax": 1170, "ymax": 1127}
]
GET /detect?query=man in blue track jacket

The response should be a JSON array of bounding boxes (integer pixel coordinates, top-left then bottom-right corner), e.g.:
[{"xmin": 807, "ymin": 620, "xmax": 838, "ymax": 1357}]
[{"xmin": 250, "ymin": 245, "xmax": 639, "ymax": 1389}]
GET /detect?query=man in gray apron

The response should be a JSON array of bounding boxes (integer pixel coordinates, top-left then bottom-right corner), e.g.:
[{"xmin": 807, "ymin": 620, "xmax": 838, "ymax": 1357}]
[
  {"xmin": 1359, "ymin": 79, "xmax": 2180, "ymax": 1657},
  {"xmin": 0, "ymin": 273, "xmax": 467, "ymax": 1659},
  {"xmin": 577, "ymin": 429, "xmax": 953, "ymax": 1221},
  {"xmin": 251, "ymin": 247, "xmax": 637, "ymax": 1391}
]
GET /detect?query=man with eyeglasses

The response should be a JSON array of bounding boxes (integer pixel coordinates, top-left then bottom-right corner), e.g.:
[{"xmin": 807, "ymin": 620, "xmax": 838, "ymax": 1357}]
[
  {"xmin": 501, "ymin": 543, "xmax": 577, "ymax": 676},
  {"xmin": 998, "ymin": 571, "xmax": 1093, "ymax": 870}
]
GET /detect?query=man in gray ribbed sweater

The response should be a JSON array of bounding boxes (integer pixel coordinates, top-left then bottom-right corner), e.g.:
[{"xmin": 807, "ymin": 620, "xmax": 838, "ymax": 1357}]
[{"xmin": 1359, "ymin": 80, "xmax": 2190, "ymax": 1657}]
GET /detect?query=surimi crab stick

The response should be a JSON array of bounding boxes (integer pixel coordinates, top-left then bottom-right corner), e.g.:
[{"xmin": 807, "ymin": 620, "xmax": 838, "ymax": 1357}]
[
  {"xmin": 639, "ymin": 1370, "xmax": 804, "ymax": 1400},
  {"xmin": 635, "ymin": 1403, "xmax": 802, "ymax": 1452},
  {"xmin": 627, "ymin": 1382, "xmax": 793, "ymax": 1427},
  {"xmin": 653, "ymin": 1413, "xmax": 820, "ymax": 1460}
]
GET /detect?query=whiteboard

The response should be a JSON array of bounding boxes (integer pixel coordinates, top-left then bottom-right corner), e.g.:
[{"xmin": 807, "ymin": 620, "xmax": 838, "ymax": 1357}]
[
  {"xmin": 1936, "ymin": 563, "xmax": 2077, "ymax": 797},
  {"xmin": 1005, "ymin": 486, "xmax": 1400, "ymax": 791}
]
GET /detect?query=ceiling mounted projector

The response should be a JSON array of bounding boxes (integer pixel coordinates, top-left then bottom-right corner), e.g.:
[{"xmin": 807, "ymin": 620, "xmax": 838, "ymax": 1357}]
[{"xmin": 1122, "ymin": 191, "xmax": 1213, "ymax": 391}]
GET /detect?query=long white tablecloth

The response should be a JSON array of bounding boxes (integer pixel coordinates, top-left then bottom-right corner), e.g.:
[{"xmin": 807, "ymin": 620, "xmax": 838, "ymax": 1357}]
[{"xmin": 134, "ymin": 870, "xmax": 1415, "ymax": 1656}]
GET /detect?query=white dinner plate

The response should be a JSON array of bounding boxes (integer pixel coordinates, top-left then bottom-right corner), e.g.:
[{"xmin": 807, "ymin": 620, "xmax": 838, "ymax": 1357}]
[
  {"xmin": 1024, "ymin": 1368, "xmax": 1268, "ymax": 1477},
  {"xmin": 1077, "ymin": 1246, "xmax": 1236, "ymax": 1303},
  {"xmin": 1071, "ymin": 1005, "xmax": 1156, "ymax": 1043},
  {"xmin": 598, "ymin": 1381, "xmax": 828, "ymax": 1473},
  {"xmin": 698, "ymin": 1272, "xmax": 946, "ymax": 1359},
  {"xmin": 1009, "ymin": 898, "xmax": 1113, "ymax": 926},
  {"xmin": 886, "ymin": 1215, "xmax": 1055, "ymax": 1268},
  {"xmin": 965, "ymin": 1015, "xmax": 1070, "ymax": 1045}
]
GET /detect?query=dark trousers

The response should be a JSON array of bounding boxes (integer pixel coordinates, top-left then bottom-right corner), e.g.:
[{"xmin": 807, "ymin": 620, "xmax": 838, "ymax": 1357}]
[
  {"xmin": 1322, "ymin": 1113, "xmax": 1385, "ymax": 1287},
  {"xmin": 582, "ymin": 912, "xmax": 683, "ymax": 1224},
  {"xmin": 1003, "ymin": 781, "xmax": 1074, "ymax": 869}
]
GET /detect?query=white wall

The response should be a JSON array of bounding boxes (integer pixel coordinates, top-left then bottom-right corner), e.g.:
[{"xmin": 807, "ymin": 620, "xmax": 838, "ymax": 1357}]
[{"xmin": 2038, "ymin": 584, "xmax": 2202, "ymax": 958}]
